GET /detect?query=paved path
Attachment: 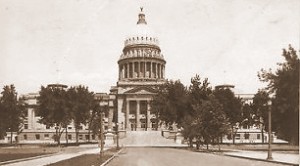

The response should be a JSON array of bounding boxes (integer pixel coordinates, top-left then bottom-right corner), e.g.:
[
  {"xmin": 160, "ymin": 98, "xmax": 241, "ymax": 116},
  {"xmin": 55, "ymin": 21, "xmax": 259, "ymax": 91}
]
[
  {"xmin": 3, "ymin": 145, "xmax": 102, "ymax": 166},
  {"xmin": 107, "ymin": 147, "xmax": 290, "ymax": 166},
  {"xmin": 224, "ymin": 150, "xmax": 299, "ymax": 165}
]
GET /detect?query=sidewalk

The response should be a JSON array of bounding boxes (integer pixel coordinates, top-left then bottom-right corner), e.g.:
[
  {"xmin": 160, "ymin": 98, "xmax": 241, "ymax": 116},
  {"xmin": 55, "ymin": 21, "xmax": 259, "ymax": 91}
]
[
  {"xmin": 224, "ymin": 150, "xmax": 299, "ymax": 165},
  {"xmin": 3, "ymin": 145, "xmax": 104, "ymax": 166}
]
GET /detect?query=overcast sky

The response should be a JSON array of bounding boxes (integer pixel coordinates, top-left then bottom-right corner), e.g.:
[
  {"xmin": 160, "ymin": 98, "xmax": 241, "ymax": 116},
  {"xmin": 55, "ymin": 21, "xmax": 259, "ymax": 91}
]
[{"xmin": 0, "ymin": 0, "xmax": 299, "ymax": 95}]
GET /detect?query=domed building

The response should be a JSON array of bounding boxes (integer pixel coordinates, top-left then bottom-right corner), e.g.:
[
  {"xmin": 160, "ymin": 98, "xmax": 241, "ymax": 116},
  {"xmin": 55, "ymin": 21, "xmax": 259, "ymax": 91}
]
[{"xmin": 110, "ymin": 8, "xmax": 166, "ymax": 131}]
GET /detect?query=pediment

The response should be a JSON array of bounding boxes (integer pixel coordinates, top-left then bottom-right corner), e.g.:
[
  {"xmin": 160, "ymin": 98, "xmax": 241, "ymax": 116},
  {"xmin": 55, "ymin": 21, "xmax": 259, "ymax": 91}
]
[{"xmin": 124, "ymin": 86, "xmax": 157, "ymax": 94}]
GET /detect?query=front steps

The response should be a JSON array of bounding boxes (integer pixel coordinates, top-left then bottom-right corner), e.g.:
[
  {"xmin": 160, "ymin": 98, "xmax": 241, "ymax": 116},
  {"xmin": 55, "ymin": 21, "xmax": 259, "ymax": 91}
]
[{"xmin": 119, "ymin": 131, "xmax": 187, "ymax": 147}]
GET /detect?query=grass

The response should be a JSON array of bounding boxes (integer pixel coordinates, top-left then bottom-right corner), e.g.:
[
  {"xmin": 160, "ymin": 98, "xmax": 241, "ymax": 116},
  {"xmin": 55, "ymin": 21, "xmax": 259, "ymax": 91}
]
[
  {"xmin": 0, "ymin": 153, "xmax": 51, "ymax": 162},
  {"xmin": 46, "ymin": 148, "xmax": 120, "ymax": 166},
  {"xmin": 0, "ymin": 144, "xmax": 96, "ymax": 163}
]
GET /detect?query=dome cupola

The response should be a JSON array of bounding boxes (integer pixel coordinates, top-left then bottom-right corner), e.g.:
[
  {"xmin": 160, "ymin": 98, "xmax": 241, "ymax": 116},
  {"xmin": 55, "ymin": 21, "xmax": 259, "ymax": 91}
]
[{"xmin": 117, "ymin": 8, "xmax": 166, "ymax": 85}]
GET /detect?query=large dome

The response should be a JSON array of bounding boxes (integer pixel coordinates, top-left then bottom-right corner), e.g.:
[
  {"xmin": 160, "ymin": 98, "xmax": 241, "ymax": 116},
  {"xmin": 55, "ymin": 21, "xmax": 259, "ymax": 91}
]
[
  {"xmin": 123, "ymin": 9, "xmax": 159, "ymax": 49},
  {"xmin": 117, "ymin": 8, "xmax": 166, "ymax": 85}
]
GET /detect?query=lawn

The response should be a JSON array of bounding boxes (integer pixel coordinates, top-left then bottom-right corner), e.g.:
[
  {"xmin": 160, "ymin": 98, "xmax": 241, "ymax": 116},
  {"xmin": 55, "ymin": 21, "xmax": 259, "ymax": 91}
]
[
  {"xmin": 0, "ymin": 153, "xmax": 51, "ymax": 162},
  {"xmin": 46, "ymin": 148, "xmax": 120, "ymax": 166},
  {"xmin": 0, "ymin": 145, "xmax": 59, "ymax": 162}
]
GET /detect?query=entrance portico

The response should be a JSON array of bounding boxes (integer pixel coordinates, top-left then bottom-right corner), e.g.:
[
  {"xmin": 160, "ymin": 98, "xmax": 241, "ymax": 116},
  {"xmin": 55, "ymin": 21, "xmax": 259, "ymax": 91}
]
[
  {"xmin": 109, "ymin": 8, "xmax": 166, "ymax": 133},
  {"xmin": 125, "ymin": 98, "xmax": 154, "ymax": 131}
]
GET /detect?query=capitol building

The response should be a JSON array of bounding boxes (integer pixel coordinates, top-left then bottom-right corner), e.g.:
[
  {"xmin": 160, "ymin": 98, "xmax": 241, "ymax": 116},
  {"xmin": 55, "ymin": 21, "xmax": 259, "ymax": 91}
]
[
  {"xmin": 110, "ymin": 8, "xmax": 166, "ymax": 131},
  {"xmin": 2, "ymin": 8, "xmax": 167, "ymax": 144}
]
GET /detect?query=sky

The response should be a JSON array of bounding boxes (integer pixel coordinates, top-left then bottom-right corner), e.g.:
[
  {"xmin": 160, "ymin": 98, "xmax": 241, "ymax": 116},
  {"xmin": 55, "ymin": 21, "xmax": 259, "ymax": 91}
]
[{"xmin": 0, "ymin": 0, "xmax": 299, "ymax": 95}]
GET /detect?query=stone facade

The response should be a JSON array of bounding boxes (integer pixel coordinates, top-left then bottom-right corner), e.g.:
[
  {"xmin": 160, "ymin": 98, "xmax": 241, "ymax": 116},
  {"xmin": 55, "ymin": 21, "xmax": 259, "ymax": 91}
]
[{"xmin": 109, "ymin": 8, "xmax": 166, "ymax": 131}]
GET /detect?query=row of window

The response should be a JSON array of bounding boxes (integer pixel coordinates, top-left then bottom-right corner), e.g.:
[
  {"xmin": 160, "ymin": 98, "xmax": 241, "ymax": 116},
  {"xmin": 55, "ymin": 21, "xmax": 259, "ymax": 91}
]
[
  {"xmin": 24, "ymin": 124, "xmax": 91, "ymax": 130},
  {"xmin": 23, "ymin": 134, "xmax": 97, "ymax": 140}
]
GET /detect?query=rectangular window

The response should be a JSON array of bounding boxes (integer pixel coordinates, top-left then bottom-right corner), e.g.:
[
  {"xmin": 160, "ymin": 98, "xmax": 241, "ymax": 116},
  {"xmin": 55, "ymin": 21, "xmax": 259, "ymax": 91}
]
[
  {"xmin": 46, "ymin": 125, "xmax": 50, "ymax": 129},
  {"xmin": 44, "ymin": 134, "xmax": 49, "ymax": 138},
  {"xmin": 244, "ymin": 133, "xmax": 250, "ymax": 139},
  {"xmin": 68, "ymin": 135, "xmax": 72, "ymax": 140},
  {"xmin": 257, "ymin": 134, "xmax": 261, "ymax": 139},
  {"xmin": 92, "ymin": 135, "xmax": 95, "ymax": 140},
  {"xmin": 35, "ymin": 134, "xmax": 40, "ymax": 140},
  {"xmin": 24, "ymin": 135, "xmax": 27, "ymax": 140},
  {"xmin": 129, "ymin": 101, "xmax": 136, "ymax": 114},
  {"xmin": 68, "ymin": 127, "xmax": 72, "ymax": 130},
  {"xmin": 24, "ymin": 124, "xmax": 28, "ymax": 129},
  {"xmin": 79, "ymin": 135, "xmax": 83, "ymax": 140},
  {"xmin": 85, "ymin": 135, "xmax": 90, "ymax": 140},
  {"xmin": 140, "ymin": 101, "xmax": 147, "ymax": 115},
  {"xmin": 235, "ymin": 134, "xmax": 240, "ymax": 139}
]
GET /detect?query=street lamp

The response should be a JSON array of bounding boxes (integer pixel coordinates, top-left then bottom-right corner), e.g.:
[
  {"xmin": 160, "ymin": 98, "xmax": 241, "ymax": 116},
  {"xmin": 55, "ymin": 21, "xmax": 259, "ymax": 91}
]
[
  {"xmin": 267, "ymin": 100, "xmax": 273, "ymax": 160},
  {"xmin": 99, "ymin": 111, "xmax": 105, "ymax": 159},
  {"xmin": 116, "ymin": 123, "xmax": 120, "ymax": 149}
]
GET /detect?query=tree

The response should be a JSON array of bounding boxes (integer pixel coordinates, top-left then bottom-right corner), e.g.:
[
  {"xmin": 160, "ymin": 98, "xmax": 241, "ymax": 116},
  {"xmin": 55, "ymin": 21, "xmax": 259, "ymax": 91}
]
[
  {"xmin": 192, "ymin": 95, "xmax": 229, "ymax": 150},
  {"xmin": 213, "ymin": 87, "xmax": 242, "ymax": 144},
  {"xmin": 37, "ymin": 85, "xmax": 71, "ymax": 145},
  {"xmin": 0, "ymin": 85, "xmax": 26, "ymax": 144},
  {"xmin": 88, "ymin": 99, "xmax": 108, "ymax": 136},
  {"xmin": 252, "ymin": 90, "xmax": 270, "ymax": 143},
  {"xmin": 151, "ymin": 80, "xmax": 189, "ymax": 128},
  {"xmin": 67, "ymin": 86, "xmax": 94, "ymax": 144},
  {"xmin": 258, "ymin": 45, "xmax": 299, "ymax": 145},
  {"xmin": 185, "ymin": 75, "xmax": 229, "ymax": 150}
]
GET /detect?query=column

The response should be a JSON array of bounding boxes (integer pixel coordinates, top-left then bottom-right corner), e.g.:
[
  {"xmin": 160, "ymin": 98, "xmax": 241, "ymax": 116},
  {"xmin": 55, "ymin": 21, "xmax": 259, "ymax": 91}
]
[
  {"xmin": 155, "ymin": 63, "xmax": 158, "ymax": 78},
  {"xmin": 119, "ymin": 66, "xmax": 121, "ymax": 80},
  {"xmin": 158, "ymin": 64, "xmax": 160, "ymax": 78},
  {"xmin": 127, "ymin": 63, "xmax": 129, "ymax": 78},
  {"xmin": 150, "ymin": 62, "xmax": 153, "ymax": 78},
  {"xmin": 136, "ymin": 100, "xmax": 140, "ymax": 130},
  {"xmin": 147, "ymin": 100, "xmax": 151, "ymax": 130},
  {"xmin": 126, "ymin": 100, "xmax": 130, "ymax": 130},
  {"xmin": 133, "ymin": 62, "xmax": 135, "ymax": 78},
  {"xmin": 161, "ymin": 65, "xmax": 164, "ymax": 78},
  {"xmin": 138, "ymin": 62, "xmax": 141, "ymax": 78},
  {"xmin": 144, "ymin": 62, "xmax": 146, "ymax": 78}
]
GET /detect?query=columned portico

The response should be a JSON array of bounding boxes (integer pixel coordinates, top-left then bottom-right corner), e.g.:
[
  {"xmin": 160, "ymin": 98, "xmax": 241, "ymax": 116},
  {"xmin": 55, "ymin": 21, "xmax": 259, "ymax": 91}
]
[
  {"xmin": 110, "ymin": 8, "xmax": 166, "ymax": 133},
  {"xmin": 124, "ymin": 98, "xmax": 154, "ymax": 131}
]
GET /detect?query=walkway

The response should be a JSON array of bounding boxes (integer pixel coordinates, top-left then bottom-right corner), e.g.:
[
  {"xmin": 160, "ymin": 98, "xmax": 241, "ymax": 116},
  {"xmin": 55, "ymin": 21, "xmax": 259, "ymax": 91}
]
[
  {"xmin": 107, "ymin": 147, "xmax": 289, "ymax": 166},
  {"xmin": 3, "ymin": 145, "xmax": 102, "ymax": 166},
  {"xmin": 224, "ymin": 150, "xmax": 299, "ymax": 165}
]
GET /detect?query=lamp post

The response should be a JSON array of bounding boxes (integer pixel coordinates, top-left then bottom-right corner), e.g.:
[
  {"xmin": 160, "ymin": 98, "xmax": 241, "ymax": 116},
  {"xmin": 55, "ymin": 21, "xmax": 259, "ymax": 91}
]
[
  {"xmin": 267, "ymin": 100, "xmax": 273, "ymax": 160},
  {"xmin": 99, "ymin": 112, "xmax": 105, "ymax": 158},
  {"xmin": 116, "ymin": 123, "xmax": 120, "ymax": 149}
]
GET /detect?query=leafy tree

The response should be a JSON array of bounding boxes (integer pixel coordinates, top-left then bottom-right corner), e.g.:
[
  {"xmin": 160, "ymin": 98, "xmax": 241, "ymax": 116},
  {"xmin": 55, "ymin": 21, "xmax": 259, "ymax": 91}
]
[
  {"xmin": 67, "ymin": 86, "xmax": 94, "ymax": 144},
  {"xmin": 252, "ymin": 90, "xmax": 270, "ymax": 143},
  {"xmin": 37, "ymin": 85, "xmax": 71, "ymax": 145},
  {"xmin": 241, "ymin": 103, "xmax": 253, "ymax": 128},
  {"xmin": 258, "ymin": 45, "xmax": 299, "ymax": 145},
  {"xmin": 89, "ymin": 100, "xmax": 108, "ymax": 136},
  {"xmin": 192, "ymin": 95, "xmax": 229, "ymax": 150},
  {"xmin": 184, "ymin": 75, "xmax": 229, "ymax": 150},
  {"xmin": 0, "ymin": 85, "xmax": 26, "ymax": 144},
  {"xmin": 213, "ymin": 87, "xmax": 242, "ymax": 144},
  {"xmin": 151, "ymin": 80, "xmax": 189, "ymax": 128}
]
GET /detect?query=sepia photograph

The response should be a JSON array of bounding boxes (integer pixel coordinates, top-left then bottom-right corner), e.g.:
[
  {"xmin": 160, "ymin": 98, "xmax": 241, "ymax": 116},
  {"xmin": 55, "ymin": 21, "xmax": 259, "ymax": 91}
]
[{"xmin": 0, "ymin": 0, "xmax": 299, "ymax": 165}]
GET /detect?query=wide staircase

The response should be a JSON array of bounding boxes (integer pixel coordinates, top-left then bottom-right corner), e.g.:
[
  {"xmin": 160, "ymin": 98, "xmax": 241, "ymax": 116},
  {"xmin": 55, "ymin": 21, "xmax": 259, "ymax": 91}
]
[{"xmin": 120, "ymin": 131, "xmax": 186, "ymax": 147}]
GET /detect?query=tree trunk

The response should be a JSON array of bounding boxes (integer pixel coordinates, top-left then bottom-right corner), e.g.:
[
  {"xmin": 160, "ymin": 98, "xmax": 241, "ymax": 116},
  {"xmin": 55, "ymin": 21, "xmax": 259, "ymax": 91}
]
[
  {"xmin": 76, "ymin": 128, "xmax": 79, "ymax": 145},
  {"xmin": 189, "ymin": 138, "xmax": 193, "ymax": 148},
  {"xmin": 261, "ymin": 128, "xmax": 264, "ymax": 143},
  {"xmin": 65, "ymin": 127, "xmax": 68, "ymax": 145},
  {"xmin": 231, "ymin": 126, "xmax": 236, "ymax": 144},
  {"xmin": 218, "ymin": 137, "xmax": 221, "ymax": 151},
  {"xmin": 196, "ymin": 141, "xmax": 200, "ymax": 150},
  {"xmin": 88, "ymin": 128, "xmax": 91, "ymax": 143},
  {"xmin": 10, "ymin": 130, "xmax": 13, "ymax": 145},
  {"xmin": 56, "ymin": 129, "xmax": 60, "ymax": 146},
  {"xmin": 206, "ymin": 143, "xmax": 209, "ymax": 150}
]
